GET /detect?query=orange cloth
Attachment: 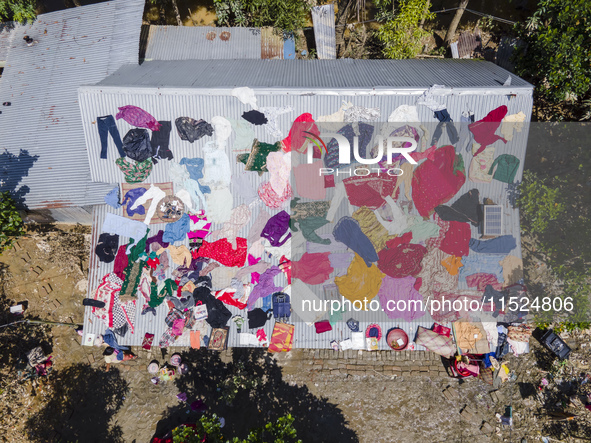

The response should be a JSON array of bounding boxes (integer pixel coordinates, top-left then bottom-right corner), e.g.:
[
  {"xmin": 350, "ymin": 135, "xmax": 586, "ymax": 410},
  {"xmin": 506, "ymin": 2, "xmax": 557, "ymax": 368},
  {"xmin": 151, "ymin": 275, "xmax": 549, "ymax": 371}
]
[
  {"xmin": 441, "ymin": 255, "xmax": 463, "ymax": 276},
  {"xmin": 268, "ymin": 322, "xmax": 295, "ymax": 353},
  {"xmin": 190, "ymin": 331, "xmax": 200, "ymax": 349}
]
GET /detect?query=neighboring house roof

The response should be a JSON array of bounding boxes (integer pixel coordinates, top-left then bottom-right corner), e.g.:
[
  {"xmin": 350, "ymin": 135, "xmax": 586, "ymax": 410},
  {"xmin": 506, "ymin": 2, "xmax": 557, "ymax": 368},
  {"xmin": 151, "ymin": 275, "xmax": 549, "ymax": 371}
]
[
  {"xmin": 143, "ymin": 25, "xmax": 296, "ymax": 61},
  {"xmin": 96, "ymin": 59, "xmax": 533, "ymax": 91},
  {"xmin": 0, "ymin": 22, "xmax": 16, "ymax": 62},
  {"xmin": 0, "ymin": 0, "xmax": 145, "ymax": 210}
]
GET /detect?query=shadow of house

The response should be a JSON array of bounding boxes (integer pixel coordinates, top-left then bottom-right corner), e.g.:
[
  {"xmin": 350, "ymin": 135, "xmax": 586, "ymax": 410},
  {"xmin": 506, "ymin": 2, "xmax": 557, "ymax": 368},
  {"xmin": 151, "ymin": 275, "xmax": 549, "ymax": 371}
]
[
  {"xmin": 25, "ymin": 364, "xmax": 129, "ymax": 442},
  {"xmin": 153, "ymin": 348, "xmax": 357, "ymax": 442},
  {"xmin": 0, "ymin": 149, "xmax": 39, "ymax": 209}
]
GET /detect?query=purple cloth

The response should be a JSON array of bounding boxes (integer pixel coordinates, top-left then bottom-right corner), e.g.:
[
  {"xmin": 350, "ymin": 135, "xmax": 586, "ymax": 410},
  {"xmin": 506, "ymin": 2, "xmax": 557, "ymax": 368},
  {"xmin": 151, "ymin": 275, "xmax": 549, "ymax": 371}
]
[
  {"xmin": 116, "ymin": 105, "xmax": 161, "ymax": 131},
  {"xmin": 145, "ymin": 230, "xmax": 170, "ymax": 253},
  {"xmin": 247, "ymin": 266, "xmax": 282, "ymax": 310},
  {"xmin": 328, "ymin": 252, "xmax": 354, "ymax": 269},
  {"xmin": 122, "ymin": 187, "xmax": 147, "ymax": 217},
  {"xmin": 378, "ymin": 275, "xmax": 425, "ymax": 321},
  {"xmin": 332, "ymin": 217, "xmax": 377, "ymax": 267},
  {"xmin": 261, "ymin": 210, "xmax": 291, "ymax": 247}
]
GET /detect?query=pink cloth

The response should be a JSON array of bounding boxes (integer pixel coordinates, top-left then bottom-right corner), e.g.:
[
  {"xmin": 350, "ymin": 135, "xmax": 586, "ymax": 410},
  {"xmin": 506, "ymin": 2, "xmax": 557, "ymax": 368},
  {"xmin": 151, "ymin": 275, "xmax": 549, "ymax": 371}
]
[
  {"xmin": 377, "ymin": 232, "xmax": 427, "ymax": 278},
  {"xmin": 439, "ymin": 221, "xmax": 471, "ymax": 257},
  {"xmin": 469, "ymin": 106, "xmax": 508, "ymax": 155},
  {"xmin": 411, "ymin": 145, "xmax": 466, "ymax": 217},
  {"xmin": 258, "ymin": 181, "xmax": 292, "ymax": 209},
  {"xmin": 172, "ymin": 318, "xmax": 185, "ymax": 336},
  {"xmin": 378, "ymin": 275, "xmax": 426, "ymax": 321},
  {"xmin": 409, "ymin": 144, "xmax": 437, "ymax": 162},
  {"xmin": 116, "ymin": 105, "xmax": 161, "ymax": 131},
  {"xmin": 281, "ymin": 113, "xmax": 319, "ymax": 153},
  {"xmin": 292, "ymin": 252, "xmax": 333, "ymax": 285},
  {"xmin": 343, "ymin": 173, "xmax": 398, "ymax": 210},
  {"xmin": 248, "ymin": 254, "xmax": 262, "ymax": 283},
  {"xmin": 466, "ymin": 273, "xmax": 503, "ymax": 291},
  {"xmin": 188, "ymin": 213, "xmax": 211, "ymax": 239},
  {"xmin": 293, "ymin": 160, "xmax": 326, "ymax": 200}
]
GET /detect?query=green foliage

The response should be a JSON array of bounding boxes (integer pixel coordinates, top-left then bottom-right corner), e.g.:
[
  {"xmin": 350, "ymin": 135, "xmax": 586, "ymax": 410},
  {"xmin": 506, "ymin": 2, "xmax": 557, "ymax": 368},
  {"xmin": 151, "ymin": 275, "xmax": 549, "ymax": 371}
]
[
  {"xmin": 172, "ymin": 414, "xmax": 301, "ymax": 443},
  {"xmin": 376, "ymin": 0, "xmax": 434, "ymax": 59},
  {"xmin": 514, "ymin": 0, "xmax": 591, "ymax": 103},
  {"xmin": 0, "ymin": 192, "xmax": 24, "ymax": 255},
  {"xmin": 517, "ymin": 170, "xmax": 565, "ymax": 233},
  {"xmin": 0, "ymin": 0, "xmax": 36, "ymax": 23},
  {"xmin": 213, "ymin": 0, "xmax": 309, "ymax": 33},
  {"xmin": 219, "ymin": 361, "xmax": 261, "ymax": 405}
]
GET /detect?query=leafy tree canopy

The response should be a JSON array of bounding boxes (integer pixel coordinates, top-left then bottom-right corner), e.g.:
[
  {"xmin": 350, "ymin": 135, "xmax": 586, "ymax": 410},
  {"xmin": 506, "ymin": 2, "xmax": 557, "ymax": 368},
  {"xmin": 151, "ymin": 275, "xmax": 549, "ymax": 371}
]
[
  {"xmin": 171, "ymin": 414, "xmax": 301, "ymax": 443},
  {"xmin": 515, "ymin": 0, "xmax": 591, "ymax": 103},
  {"xmin": 376, "ymin": 0, "xmax": 434, "ymax": 59},
  {"xmin": 0, "ymin": 0, "xmax": 36, "ymax": 23},
  {"xmin": 213, "ymin": 0, "xmax": 309, "ymax": 33}
]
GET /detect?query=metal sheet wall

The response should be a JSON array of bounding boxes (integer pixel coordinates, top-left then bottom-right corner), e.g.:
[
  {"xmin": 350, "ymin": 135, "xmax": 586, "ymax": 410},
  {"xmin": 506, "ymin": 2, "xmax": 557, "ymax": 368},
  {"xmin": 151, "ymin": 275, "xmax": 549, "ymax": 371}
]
[
  {"xmin": 311, "ymin": 4, "xmax": 336, "ymax": 59},
  {"xmin": 82, "ymin": 88, "xmax": 532, "ymax": 350}
]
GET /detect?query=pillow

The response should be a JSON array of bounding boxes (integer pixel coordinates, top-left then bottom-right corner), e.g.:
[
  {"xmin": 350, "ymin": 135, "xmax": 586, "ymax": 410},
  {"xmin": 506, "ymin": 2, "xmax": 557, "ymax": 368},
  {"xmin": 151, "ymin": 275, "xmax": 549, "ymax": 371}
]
[{"xmin": 415, "ymin": 326, "xmax": 455, "ymax": 357}]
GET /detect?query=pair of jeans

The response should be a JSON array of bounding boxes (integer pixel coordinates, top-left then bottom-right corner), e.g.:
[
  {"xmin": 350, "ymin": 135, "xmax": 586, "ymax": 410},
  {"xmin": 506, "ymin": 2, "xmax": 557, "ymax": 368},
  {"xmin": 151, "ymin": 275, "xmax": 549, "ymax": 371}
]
[
  {"xmin": 98, "ymin": 115, "xmax": 124, "ymax": 159},
  {"xmin": 431, "ymin": 109, "xmax": 460, "ymax": 147}
]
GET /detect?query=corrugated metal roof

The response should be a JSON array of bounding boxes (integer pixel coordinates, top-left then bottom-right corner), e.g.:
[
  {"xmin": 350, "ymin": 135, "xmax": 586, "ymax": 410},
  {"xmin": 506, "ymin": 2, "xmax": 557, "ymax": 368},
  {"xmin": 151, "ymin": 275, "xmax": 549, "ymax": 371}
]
[
  {"xmin": 0, "ymin": 0, "xmax": 145, "ymax": 210},
  {"xmin": 144, "ymin": 25, "xmax": 262, "ymax": 61},
  {"xmin": 0, "ymin": 22, "xmax": 16, "ymax": 61},
  {"xmin": 96, "ymin": 59, "xmax": 533, "ymax": 90},
  {"xmin": 260, "ymin": 27, "xmax": 284, "ymax": 59},
  {"xmin": 82, "ymin": 89, "xmax": 532, "ymax": 349},
  {"xmin": 311, "ymin": 4, "xmax": 336, "ymax": 59}
]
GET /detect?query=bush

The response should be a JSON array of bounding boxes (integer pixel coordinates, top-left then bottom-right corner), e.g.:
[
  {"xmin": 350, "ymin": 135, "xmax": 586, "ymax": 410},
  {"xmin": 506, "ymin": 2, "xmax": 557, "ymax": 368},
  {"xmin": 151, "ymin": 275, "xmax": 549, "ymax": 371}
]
[
  {"xmin": 376, "ymin": 0, "xmax": 434, "ymax": 59},
  {"xmin": 0, "ymin": 192, "xmax": 24, "ymax": 254}
]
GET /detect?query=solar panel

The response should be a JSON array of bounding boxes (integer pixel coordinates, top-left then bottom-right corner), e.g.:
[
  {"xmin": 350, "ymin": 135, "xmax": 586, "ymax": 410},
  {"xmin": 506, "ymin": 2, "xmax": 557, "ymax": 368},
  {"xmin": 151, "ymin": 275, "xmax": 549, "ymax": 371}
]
[{"xmin": 483, "ymin": 205, "xmax": 503, "ymax": 236}]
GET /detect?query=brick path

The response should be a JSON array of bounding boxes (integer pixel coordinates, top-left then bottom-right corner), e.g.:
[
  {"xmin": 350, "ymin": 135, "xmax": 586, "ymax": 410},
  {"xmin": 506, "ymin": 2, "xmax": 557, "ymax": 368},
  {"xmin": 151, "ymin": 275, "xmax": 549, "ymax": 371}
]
[{"xmin": 273, "ymin": 349, "xmax": 450, "ymax": 380}]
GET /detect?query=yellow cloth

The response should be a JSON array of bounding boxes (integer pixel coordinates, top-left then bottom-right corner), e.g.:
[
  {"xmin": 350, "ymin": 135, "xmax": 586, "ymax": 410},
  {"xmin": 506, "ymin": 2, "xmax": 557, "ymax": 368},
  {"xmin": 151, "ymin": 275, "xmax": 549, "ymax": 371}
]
[
  {"xmin": 157, "ymin": 245, "xmax": 192, "ymax": 266},
  {"xmin": 335, "ymin": 253, "xmax": 384, "ymax": 304},
  {"xmin": 441, "ymin": 255, "xmax": 463, "ymax": 276},
  {"xmin": 352, "ymin": 206, "xmax": 395, "ymax": 252},
  {"xmin": 500, "ymin": 111, "xmax": 527, "ymax": 141},
  {"xmin": 454, "ymin": 322, "xmax": 483, "ymax": 352}
]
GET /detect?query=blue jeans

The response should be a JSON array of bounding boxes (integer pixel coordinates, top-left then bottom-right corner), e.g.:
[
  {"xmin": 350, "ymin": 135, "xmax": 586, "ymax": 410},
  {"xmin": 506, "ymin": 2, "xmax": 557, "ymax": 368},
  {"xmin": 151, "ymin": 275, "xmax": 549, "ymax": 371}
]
[{"xmin": 98, "ymin": 115, "xmax": 124, "ymax": 159}]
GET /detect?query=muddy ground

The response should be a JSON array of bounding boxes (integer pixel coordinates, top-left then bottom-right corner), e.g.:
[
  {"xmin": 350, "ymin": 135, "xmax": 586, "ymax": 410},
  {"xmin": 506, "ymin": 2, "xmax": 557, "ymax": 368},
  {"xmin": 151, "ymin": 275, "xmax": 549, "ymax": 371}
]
[{"xmin": 1, "ymin": 225, "xmax": 591, "ymax": 442}]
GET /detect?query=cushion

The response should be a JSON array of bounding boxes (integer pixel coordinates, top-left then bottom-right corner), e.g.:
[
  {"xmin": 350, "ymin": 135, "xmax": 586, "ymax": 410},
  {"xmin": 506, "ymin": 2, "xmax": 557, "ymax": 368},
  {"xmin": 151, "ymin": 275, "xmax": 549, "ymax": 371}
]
[{"xmin": 415, "ymin": 326, "xmax": 455, "ymax": 357}]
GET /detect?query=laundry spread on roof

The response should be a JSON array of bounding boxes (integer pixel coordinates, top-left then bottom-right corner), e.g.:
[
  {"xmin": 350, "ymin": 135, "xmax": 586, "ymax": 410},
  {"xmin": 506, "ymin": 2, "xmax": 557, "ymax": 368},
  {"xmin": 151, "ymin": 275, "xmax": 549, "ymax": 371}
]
[{"xmin": 84, "ymin": 94, "xmax": 529, "ymax": 359}]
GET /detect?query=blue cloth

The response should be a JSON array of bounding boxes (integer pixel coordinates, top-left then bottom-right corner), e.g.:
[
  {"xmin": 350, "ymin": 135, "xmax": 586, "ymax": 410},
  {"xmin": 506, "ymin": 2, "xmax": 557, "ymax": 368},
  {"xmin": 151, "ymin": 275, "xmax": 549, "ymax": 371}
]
[
  {"xmin": 97, "ymin": 115, "xmax": 124, "ymax": 159},
  {"xmin": 180, "ymin": 157, "xmax": 210, "ymax": 194},
  {"xmin": 103, "ymin": 329, "xmax": 129, "ymax": 361},
  {"xmin": 482, "ymin": 352, "xmax": 496, "ymax": 368},
  {"xmin": 458, "ymin": 253, "xmax": 504, "ymax": 285},
  {"xmin": 261, "ymin": 295, "xmax": 272, "ymax": 313},
  {"xmin": 163, "ymin": 213, "xmax": 191, "ymax": 243},
  {"xmin": 121, "ymin": 187, "xmax": 147, "ymax": 217},
  {"xmin": 332, "ymin": 217, "xmax": 378, "ymax": 267},
  {"xmin": 431, "ymin": 108, "xmax": 460, "ymax": 146},
  {"xmin": 104, "ymin": 186, "xmax": 121, "ymax": 209},
  {"xmin": 469, "ymin": 235, "xmax": 517, "ymax": 254}
]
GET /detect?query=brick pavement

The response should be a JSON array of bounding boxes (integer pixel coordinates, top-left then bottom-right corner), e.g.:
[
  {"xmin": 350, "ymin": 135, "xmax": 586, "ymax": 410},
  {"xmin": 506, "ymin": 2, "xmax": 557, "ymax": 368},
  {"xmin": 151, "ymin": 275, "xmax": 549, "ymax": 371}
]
[{"xmin": 272, "ymin": 349, "xmax": 450, "ymax": 380}]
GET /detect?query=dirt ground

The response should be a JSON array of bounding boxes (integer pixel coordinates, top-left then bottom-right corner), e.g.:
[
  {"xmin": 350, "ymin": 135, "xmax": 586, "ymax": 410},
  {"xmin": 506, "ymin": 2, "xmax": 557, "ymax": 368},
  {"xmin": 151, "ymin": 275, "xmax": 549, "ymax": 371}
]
[{"xmin": 1, "ymin": 225, "xmax": 591, "ymax": 442}]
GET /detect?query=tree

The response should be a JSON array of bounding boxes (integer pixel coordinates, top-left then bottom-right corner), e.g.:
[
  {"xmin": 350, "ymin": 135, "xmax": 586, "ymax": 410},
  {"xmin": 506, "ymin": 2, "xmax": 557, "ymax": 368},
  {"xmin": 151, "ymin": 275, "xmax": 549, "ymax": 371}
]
[
  {"xmin": 0, "ymin": 0, "xmax": 36, "ymax": 23},
  {"xmin": 213, "ymin": 0, "xmax": 309, "ymax": 34},
  {"xmin": 171, "ymin": 414, "xmax": 301, "ymax": 443},
  {"xmin": 0, "ymin": 192, "xmax": 24, "ymax": 255},
  {"xmin": 149, "ymin": 0, "xmax": 183, "ymax": 26},
  {"xmin": 376, "ymin": 0, "xmax": 434, "ymax": 59},
  {"xmin": 444, "ymin": 0, "xmax": 469, "ymax": 45},
  {"xmin": 514, "ymin": 0, "xmax": 591, "ymax": 104}
]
